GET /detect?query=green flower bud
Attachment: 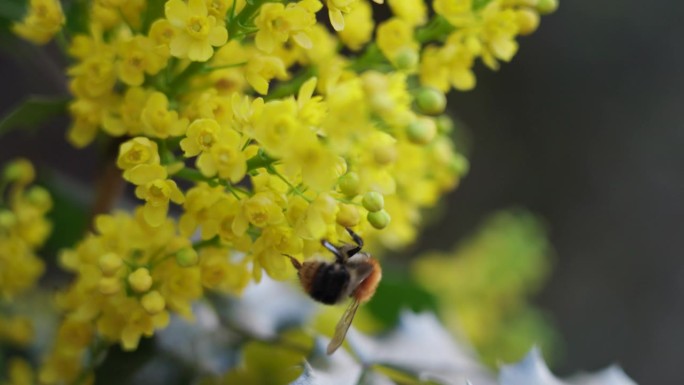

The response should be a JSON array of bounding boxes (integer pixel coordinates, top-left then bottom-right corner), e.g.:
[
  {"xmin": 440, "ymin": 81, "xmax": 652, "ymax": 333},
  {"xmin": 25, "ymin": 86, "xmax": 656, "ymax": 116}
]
[
  {"xmin": 3, "ymin": 159, "xmax": 34, "ymax": 184},
  {"xmin": 26, "ymin": 186, "xmax": 51, "ymax": 210},
  {"xmin": 450, "ymin": 153, "xmax": 470, "ymax": 176},
  {"xmin": 367, "ymin": 209, "xmax": 391, "ymax": 229},
  {"xmin": 415, "ymin": 88, "xmax": 447, "ymax": 115},
  {"xmin": 0, "ymin": 210, "xmax": 17, "ymax": 229},
  {"xmin": 394, "ymin": 48, "xmax": 419, "ymax": 70},
  {"xmin": 536, "ymin": 0, "xmax": 558, "ymax": 14},
  {"xmin": 435, "ymin": 115, "xmax": 454, "ymax": 134},
  {"xmin": 339, "ymin": 172, "xmax": 361, "ymax": 197},
  {"xmin": 176, "ymin": 247, "xmax": 199, "ymax": 267},
  {"xmin": 406, "ymin": 118, "xmax": 437, "ymax": 145},
  {"xmin": 362, "ymin": 191, "xmax": 384, "ymax": 212}
]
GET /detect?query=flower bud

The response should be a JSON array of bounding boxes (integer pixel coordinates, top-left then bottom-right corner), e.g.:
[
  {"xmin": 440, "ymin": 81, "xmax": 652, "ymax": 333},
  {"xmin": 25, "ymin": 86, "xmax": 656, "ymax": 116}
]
[
  {"xmin": 128, "ymin": 267, "xmax": 153, "ymax": 293},
  {"xmin": 176, "ymin": 247, "xmax": 199, "ymax": 267},
  {"xmin": 435, "ymin": 115, "xmax": 454, "ymax": 134},
  {"xmin": 373, "ymin": 145, "xmax": 397, "ymax": 165},
  {"xmin": 415, "ymin": 88, "xmax": 447, "ymax": 115},
  {"xmin": 362, "ymin": 191, "xmax": 384, "ymax": 212},
  {"xmin": 536, "ymin": 0, "xmax": 558, "ymax": 14},
  {"xmin": 26, "ymin": 186, "xmax": 52, "ymax": 211},
  {"xmin": 99, "ymin": 252, "xmax": 123, "ymax": 276},
  {"xmin": 141, "ymin": 290, "xmax": 166, "ymax": 314},
  {"xmin": 98, "ymin": 276, "xmax": 121, "ymax": 295},
  {"xmin": 4, "ymin": 159, "xmax": 34, "ymax": 184},
  {"xmin": 337, "ymin": 203, "xmax": 361, "ymax": 227},
  {"xmin": 406, "ymin": 118, "xmax": 437, "ymax": 145},
  {"xmin": 0, "ymin": 210, "xmax": 16, "ymax": 229},
  {"xmin": 339, "ymin": 172, "xmax": 361, "ymax": 197},
  {"xmin": 367, "ymin": 209, "xmax": 391, "ymax": 229},
  {"xmin": 517, "ymin": 8, "xmax": 540, "ymax": 35},
  {"xmin": 394, "ymin": 47, "xmax": 419, "ymax": 70},
  {"xmin": 450, "ymin": 153, "xmax": 470, "ymax": 175}
]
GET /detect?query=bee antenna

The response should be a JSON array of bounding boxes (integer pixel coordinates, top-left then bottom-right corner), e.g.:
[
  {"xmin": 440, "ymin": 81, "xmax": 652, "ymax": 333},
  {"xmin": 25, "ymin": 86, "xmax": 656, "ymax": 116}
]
[{"xmin": 282, "ymin": 254, "xmax": 302, "ymax": 270}]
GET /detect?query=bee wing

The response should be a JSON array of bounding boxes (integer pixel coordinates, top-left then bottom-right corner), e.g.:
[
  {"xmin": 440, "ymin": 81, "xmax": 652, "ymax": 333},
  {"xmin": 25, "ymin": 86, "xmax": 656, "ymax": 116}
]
[{"xmin": 326, "ymin": 298, "xmax": 361, "ymax": 355}]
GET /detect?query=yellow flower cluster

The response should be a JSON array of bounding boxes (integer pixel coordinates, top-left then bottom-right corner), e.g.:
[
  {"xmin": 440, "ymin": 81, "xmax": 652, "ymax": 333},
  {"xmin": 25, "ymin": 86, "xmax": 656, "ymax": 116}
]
[
  {"xmin": 0, "ymin": 159, "xmax": 50, "ymax": 300},
  {"xmin": 413, "ymin": 211, "xmax": 558, "ymax": 365},
  {"xmin": 40, "ymin": 209, "xmax": 201, "ymax": 383},
  {"xmin": 12, "ymin": 0, "xmax": 65, "ymax": 45},
  {"xmin": 0, "ymin": 159, "xmax": 51, "ymax": 384},
  {"xmin": 8, "ymin": 0, "xmax": 556, "ymax": 380},
  {"xmin": 419, "ymin": 0, "xmax": 557, "ymax": 91}
]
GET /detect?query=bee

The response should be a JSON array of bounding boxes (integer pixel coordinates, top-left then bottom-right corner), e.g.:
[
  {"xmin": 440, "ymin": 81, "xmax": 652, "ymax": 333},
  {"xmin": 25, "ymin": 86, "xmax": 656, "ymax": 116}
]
[{"xmin": 285, "ymin": 228, "xmax": 382, "ymax": 355}]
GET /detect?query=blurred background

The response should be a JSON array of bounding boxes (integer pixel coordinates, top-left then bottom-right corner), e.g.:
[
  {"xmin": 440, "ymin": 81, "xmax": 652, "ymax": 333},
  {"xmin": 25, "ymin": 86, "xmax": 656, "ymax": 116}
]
[
  {"xmin": 1, "ymin": 0, "xmax": 682, "ymax": 384},
  {"xmin": 415, "ymin": 1, "xmax": 684, "ymax": 384}
]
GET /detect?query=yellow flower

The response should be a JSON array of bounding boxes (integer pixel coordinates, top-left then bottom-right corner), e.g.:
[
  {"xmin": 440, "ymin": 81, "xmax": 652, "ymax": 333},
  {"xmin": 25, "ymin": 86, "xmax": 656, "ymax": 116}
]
[
  {"xmin": 68, "ymin": 47, "xmax": 117, "ymax": 99},
  {"xmin": 179, "ymin": 184, "xmax": 227, "ymax": 238},
  {"xmin": 433, "ymin": 0, "xmax": 473, "ymax": 27},
  {"xmin": 141, "ymin": 92, "xmax": 189, "ymax": 138},
  {"xmin": 387, "ymin": 0, "xmax": 427, "ymax": 26},
  {"xmin": 231, "ymin": 93, "xmax": 264, "ymax": 134},
  {"xmin": 116, "ymin": 137, "xmax": 162, "ymax": 182},
  {"xmin": 252, "ymin": 99, "xmax": 301, "ymax": 157},
  {"xmin": 181, "ymin": 118, "xmax": 221, "ymax": 157},
  {"xmin": 245, "ymin": 53, "xmax": 288, "ymax": 95},
  {"xmin": 338, "ymin": 1, "xmax": 374, "ymax": 51},
  {"xmin": 148, "ymin": 18, "xmax": 176, "ymax": 50},
  {"xmin": 289, "ymin": 193, "xmax": 338, "ymax": 240},
  {"xmin": 196, "ymin": 129, "xmax": 247, "ymax": 182},
  {"xmin": 254, "ymin": 0, "xmax": 320, "ymax": 53},
  {"xmin": 205, "ymin": 0, "xmax": 231, "ymax": 19},
  {"xmin": 116, "ymin": 35, "xmax": 168, "ymax": 86},
  {"xmin": 0, "ymin": 316, "xmax": 34, "ymax": 346},
  {"xmin": 281, "ymin": 132, "xmax": 341, "ymax": 192},
  {"xmin": 12, "ymin": 0, "xmax": 65, "ymax": 45},
  {"xmin": 251, "ymin": 225, "xmax": 302, "ymax": 279},
  {"xmin": 135, "ymin": 178, "xmax": 185, "ymax": 227},
  {"xmin": 376, "ymin": 18, "xmax": 419, "ymax": 68},
  {"xmin": 103, "ymin": 87, "xmax": 149, "ymax": 136},
  {"xmin": 200, "ymin": 247, "xmax": 251, "ymax": 292},
  {"xmin": 5, "ymin": 357, "xmax": 35, "ymax": 385},
  {"xmin": 232, "ymin": 192, "xmax": 285, "ymax": 236},
  {"xmin": 296, "ymin": 77, "xmax": 327, "ymax": 127},
  {"xmin": 165, "ymin": 0, "xmax": 228, "ymax": 61},
  {"xmin": 479, "ymin": 4, "xmax": 520, "ymax": 69},
  {"xmin": 153, "ymin": 256, "xmax": 202, "ymax": 318}
]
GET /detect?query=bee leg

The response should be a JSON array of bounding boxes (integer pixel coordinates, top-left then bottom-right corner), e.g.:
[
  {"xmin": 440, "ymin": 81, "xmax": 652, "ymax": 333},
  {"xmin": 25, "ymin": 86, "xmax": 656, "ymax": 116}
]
[
  {"xmin": 346, "ymin": 227, "xmax": 364, "ymax": 248},
  {"xmin": 344, "ymin": 228, "xmax": 363, "ymax": 257},
  {"xmin": 282, "ymin": 254, "xmax": 302, "ymax": 270},
  {"xmin": 321, "ymin": 240, "xmax": 345, "ymax": 262}
]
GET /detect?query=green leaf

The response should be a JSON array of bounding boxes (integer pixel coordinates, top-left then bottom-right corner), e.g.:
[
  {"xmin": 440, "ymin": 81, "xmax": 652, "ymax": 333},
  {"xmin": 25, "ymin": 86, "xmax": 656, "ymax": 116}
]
[
  {"xmin": 64, "ymin": 0, "xmax": 89, "ymax": 35},
  {"xmin": 0, "ymin": 96, "xmax": 68, "ymax": 137},
  {"xmin": 365, "ymin": 270, "xmax": 440, "ymax": 328}
]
